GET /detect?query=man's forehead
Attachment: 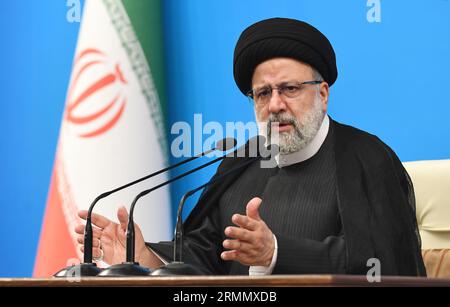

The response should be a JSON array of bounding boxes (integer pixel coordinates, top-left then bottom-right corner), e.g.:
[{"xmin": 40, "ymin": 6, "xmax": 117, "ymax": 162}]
[{"xmin": 252, "ymin": 58, "xmax": 315, "ymax": 87}]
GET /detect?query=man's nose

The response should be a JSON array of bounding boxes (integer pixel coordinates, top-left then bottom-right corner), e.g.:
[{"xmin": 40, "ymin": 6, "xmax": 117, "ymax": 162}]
[{"xmin": 267, "ymin": 90, "xmax": 287, "ymax": 114}]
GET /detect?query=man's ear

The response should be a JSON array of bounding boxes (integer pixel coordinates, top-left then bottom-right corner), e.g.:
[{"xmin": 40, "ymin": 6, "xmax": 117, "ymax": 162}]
[{"xmin": 319, "ymin": 82, "xmax": 330, "ymax": 112}]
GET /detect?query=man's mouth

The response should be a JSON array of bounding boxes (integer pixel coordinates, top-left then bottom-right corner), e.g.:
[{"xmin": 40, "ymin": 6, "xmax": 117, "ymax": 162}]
[{"xmin": 272, "ymin": 122, "xmax": 293, "ymax": 132}]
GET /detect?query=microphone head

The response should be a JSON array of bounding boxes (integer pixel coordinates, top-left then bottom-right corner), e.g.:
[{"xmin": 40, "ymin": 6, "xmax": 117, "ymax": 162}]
[
  {"xmin": 216, "ymin": 137, "xmax": 237, "ymax": 151},
  {"xmin": 255, "ymin": 135, "xmax": 267, "ymax": 148},
  {"xmin": 249, "ymin": 135, "xmax": 267, "ymax": 154},
  {"xmin": 228, "ymin": 135, "xmax": 266, "ymax": 158},
  {"xmin": 266, "ymin": 143, "xmax": 279, "ymax": 153}
]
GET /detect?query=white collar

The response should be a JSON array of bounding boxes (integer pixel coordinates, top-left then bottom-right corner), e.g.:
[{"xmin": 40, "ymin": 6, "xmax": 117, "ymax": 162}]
[{"xmin": 275, "ymin": 115, "xmax": 330, "ymax": 168}]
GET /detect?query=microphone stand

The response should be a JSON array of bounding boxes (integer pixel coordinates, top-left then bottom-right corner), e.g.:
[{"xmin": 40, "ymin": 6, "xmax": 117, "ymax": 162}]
[
  {"xmin": 97, "ymin": 156, "xmax": 227, "ymax": 276},
  {"xmin": 54, "ymin": 138, "xmax": 235, "ymax": 278}
]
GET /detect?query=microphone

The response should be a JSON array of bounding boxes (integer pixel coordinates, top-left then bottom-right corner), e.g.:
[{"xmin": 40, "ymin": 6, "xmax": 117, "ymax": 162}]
[
  {"xmin": 151, "ymin": 137, "xmax": 278, "ymax": 276},
  {"xmin": 53, "ymin": 137, "xmax": 237, "ymax": 278},
  {"xmin": 97, "ymin": 138, "xmax": 239, "ymax": 277}
]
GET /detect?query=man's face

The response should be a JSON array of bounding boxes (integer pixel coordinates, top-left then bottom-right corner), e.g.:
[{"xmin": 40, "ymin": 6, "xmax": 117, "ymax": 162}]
[{"xmin": 251, "ymin": 58, "xmax": 330, "ymax": 154}]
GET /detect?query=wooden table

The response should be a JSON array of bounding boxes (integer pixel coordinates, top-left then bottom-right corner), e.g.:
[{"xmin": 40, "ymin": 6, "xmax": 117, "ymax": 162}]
[{"xmin": 1, "ymin": 275, "xmax": 449, "ymax": 287}]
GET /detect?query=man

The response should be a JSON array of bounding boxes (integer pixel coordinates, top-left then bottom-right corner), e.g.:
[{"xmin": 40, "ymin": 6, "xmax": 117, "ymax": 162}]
[{"xmin": 76, "ymin": 18, "xmax": 426, "ymax": 276}]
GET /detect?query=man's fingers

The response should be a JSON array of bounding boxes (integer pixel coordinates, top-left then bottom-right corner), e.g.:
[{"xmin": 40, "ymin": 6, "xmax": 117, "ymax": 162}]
[
  {"xmin": 90, "ymin": 213, "xmax": 111, "ymax": 229},
  {"xmin": 77, "ymin": 210, "xmax": 111, "ymax": 229},
  {"xmin": 74, "ymin": 224, "xmax": 84, "ymax": 234},
  {"xmin": 79, "ymin": 246, "xmax": 102, "ymax": 258},
  {"xmin": 223, "ymin": 239, "xmax": 254, "ymax": 254},
  {"xmin": 223, "ymin": 239, "xmax": 240, "ymax": 250},
  {"xmin": 117, "ymin": 206, "xmax": 129, "ymax": 231},
  {"xmin": 78, "ymin": 210, "xmax": 88, "ymax": 221},
  {"xmin": 221, "ymin": 250, "xmax": 238, "ymax": 261},
  {"xmin": 76, "ymin": 236, "xmax": 101, "ymax": 247},
  {"xmin": 92, "ymin": 247, "xmax": 103, "ymax": 259},
  {"xmin": 221, "ymin": 250, "xmax": 260, "ymax": 266},
  {"xmin": 224, "ymin": 226, "xmax": 253, "ymax": 242},
  {"xmin": 246, "ymin": 197, "xmax": 262, "ymax": 221},
  {"xmin": 231, "ymin": 214, "xmax": 257, "ymax": 230},
  {"xmin": 74, "ymin": 224, "xmax": 102, "ymax": 238}
]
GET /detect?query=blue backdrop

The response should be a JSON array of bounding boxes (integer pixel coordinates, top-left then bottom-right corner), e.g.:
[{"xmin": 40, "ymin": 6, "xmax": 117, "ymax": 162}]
[{"xmin": 0, "ymin": 0, "xmax": 449, "ymax": 277}]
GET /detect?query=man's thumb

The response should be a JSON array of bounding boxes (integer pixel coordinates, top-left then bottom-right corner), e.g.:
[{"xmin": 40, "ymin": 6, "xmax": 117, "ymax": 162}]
[
  {"xmin": 246, "ymin": 197, "xmax": 262, "ymax": 220},
  {"xmin": 117, "ymin": 206, "xmax": 129, "ymax": 231}
]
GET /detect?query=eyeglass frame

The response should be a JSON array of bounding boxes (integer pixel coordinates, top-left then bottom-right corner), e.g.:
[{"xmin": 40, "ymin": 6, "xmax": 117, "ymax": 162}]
[{"xmin": 246, "ymin": 80, "xmax": 324, "ymax": 106}]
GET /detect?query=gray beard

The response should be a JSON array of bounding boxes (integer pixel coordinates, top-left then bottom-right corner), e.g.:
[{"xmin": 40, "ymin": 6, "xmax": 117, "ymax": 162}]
[{"xmin": 266, "ymin": 97, "xmax": 325, "ymax": 155}]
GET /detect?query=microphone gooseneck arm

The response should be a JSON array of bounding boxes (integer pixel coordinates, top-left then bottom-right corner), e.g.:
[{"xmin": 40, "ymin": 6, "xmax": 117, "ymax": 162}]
[
  {"xmin": 83, "ymin": 138, "xmax": 236, "ymax": 263},
  {"xmin": 126, "ymin": 155, "xmax": 228, "ymax": 263}
]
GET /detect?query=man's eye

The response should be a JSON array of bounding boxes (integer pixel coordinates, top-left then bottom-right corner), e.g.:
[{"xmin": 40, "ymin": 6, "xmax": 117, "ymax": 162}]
[
  {"xmin": 256, "ymin": 89, "xmax": 271, "ymax": 98},
  {"xmin": 284, "ymin": 85, "xmax": 300, "ymax": 93}
]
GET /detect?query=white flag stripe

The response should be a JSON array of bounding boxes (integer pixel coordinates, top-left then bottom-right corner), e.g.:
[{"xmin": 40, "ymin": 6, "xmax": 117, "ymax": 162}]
[{"xmin": 60, "ymin": 0, "xmax": 171, "ymax": 247}]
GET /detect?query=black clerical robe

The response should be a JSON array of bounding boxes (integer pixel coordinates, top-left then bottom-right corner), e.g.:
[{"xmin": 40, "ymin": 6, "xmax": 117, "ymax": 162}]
[{"xmin": 148, "ymin": 118, "xmax": 426, "ymax": 276}]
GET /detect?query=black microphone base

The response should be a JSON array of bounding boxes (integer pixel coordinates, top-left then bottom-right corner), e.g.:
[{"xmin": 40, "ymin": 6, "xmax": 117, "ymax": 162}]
[
  {"xmin": 151, "ymin": 262, "xmax": 204, "ymax": 276},
  {"xmin": 97, "ymin": 262, "xmax": 151, "ymax": 277},
  {"xmin": 53, "ymin": 263, "xmax": 102, "ymax": 278}
]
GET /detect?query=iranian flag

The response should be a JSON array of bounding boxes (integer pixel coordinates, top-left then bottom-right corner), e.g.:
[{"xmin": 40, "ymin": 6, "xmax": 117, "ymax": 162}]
[{"xmin": 34, "ymin": 0, "xmax": 172, "ymax": 277}]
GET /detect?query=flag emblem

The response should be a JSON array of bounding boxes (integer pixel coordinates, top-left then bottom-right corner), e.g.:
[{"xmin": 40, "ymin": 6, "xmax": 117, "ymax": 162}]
[{"xmin": 66, "ymin": 48, "xmax": 127, "ymax": 138}]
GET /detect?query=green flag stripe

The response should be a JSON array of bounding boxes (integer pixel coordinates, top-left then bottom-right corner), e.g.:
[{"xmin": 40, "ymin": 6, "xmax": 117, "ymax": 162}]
[
  {"xmin": 102, "ymin": 0, "xmax": 168, "ymax": 160},
  {"xmin": 120, "ymin": 0, "xmax": 167, "ymax": 121}
]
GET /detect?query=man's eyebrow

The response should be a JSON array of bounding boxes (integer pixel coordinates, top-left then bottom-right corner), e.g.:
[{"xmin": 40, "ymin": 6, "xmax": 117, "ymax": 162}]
[
  {"xmin": 253, "ymin": 84, "xmax": 271, "ymax": 91},
  {"xmin": 276, "ymin": 81, "xmax": 292, "ymax": 86},
  {"xmin": 254, "ymin": 80, "xmax": 296, "ymax": 89}
]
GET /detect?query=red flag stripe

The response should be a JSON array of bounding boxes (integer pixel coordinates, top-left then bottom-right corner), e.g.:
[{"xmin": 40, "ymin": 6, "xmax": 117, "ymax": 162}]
[{"xmin": 33, "ymin": 156, "xmax": 79, "ymax": 277}]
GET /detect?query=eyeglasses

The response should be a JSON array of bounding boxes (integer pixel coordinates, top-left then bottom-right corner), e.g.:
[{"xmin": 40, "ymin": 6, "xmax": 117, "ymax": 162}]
[{"xmin": 246, "ymin": 80, "xmax": 323, "ymax": 106}]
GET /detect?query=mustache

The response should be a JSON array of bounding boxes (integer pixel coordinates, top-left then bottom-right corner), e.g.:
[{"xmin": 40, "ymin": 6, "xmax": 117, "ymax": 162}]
[{"xmin": 267, "ymin": 113, "xmax": 298, "ymax": 130}]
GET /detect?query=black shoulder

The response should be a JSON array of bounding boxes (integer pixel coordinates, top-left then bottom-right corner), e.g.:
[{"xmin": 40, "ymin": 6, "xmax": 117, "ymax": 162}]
[{"xmin": 332, "ymin": 119, "xmax": 399, "ymax": 167}]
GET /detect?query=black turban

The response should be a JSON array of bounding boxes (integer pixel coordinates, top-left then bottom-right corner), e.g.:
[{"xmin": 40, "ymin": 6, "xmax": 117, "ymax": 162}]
[{"xmin": 233, "ymin": 17, "xmax": 338, "ymax": 95}]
